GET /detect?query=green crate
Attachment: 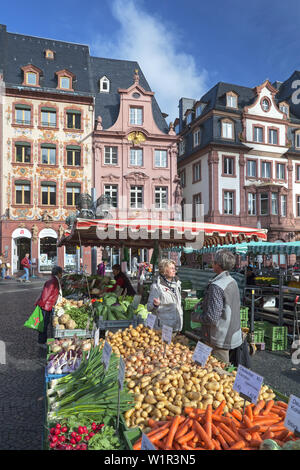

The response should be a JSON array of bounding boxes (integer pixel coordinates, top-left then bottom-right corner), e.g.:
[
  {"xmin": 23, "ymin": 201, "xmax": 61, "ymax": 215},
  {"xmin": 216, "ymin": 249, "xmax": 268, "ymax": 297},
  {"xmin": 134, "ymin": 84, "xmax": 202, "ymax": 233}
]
[
  {"xmin": 264, "ymin": 325, "xmax": 288, "ymax": 342},
  {"xmin": 123, "ymin": 427, "xmax": 142, "ymax": 450},
  {"xmin": 265, "ymin": 336, "xmax": 288, "ymax": 351},
  {"xmin": 240, "ymin": 319, "xmax": 248, "ymax": 328},
  {"xmin": 240, "ymin": 307, "xmax": 249, "ymax": 321},
  {"xmin": 253, "ymin": 321, "xmax": 265, "ymax": 343}
]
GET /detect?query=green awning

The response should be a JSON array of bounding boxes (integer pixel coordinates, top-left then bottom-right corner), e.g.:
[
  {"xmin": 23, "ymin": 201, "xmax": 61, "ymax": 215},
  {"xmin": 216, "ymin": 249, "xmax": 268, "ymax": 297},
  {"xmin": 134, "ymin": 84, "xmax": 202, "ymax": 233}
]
[{"xmin": 193, "ymin": 241, "xmax": 300, "ymax": 256}]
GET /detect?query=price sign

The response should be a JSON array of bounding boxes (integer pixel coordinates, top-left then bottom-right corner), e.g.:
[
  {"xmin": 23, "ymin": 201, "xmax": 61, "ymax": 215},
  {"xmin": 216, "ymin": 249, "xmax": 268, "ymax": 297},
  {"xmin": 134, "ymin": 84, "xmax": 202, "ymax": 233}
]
[
  {"xmin": 146, "ymin": 313, "xmax": 156, "ymax": 329},
  {"xmin": 141, "ymin": 433, "xmax": 156, "ymax": 450},
  {"xmin": 94, "ymin": 328, "xmax": 100, "ymax": 347},
  {"xmin": 102, "ymin": 341, "xmax": 112, "ymax": 371},
  {"xmin": 233, "ymin": 365, "xmax": 263, "ymax": 404},
  {"xmin": 192, "ymin": 341, "xmax": 212, "ymax": 367},
  {"xmin": 118, "ymin": 356, "xmax": 126, "ymax": 391},
  {"xmin": 284, "ymin": 395, "xmax": 300, "ymax": 433},
  {"xmin": 162, "ymin": 325, "xmax": 173, "ymax": 344}
]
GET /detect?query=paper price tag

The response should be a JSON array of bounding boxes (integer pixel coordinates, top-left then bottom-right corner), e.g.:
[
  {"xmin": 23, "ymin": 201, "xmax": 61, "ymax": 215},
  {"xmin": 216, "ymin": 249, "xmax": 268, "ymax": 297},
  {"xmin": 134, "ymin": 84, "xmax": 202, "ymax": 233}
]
[
  {"xmin": 162, "ymin": 325, "xmax": 173, "ymax": 344},
  {"xmin": 284, "ymin": 394, "xmax": 300, "ymax": 433},
  {"xmin": 141, "ymin": 433, "xmax": 156, "ymax": 450},
  {"xmin": 118, "ymin": 356, "xmax": 126, "ymax": 391},
  {"xmin": 192, "ymin": 341, "xmax": 212, "ymax": 367},
  {"xmin": 233, "ymin": 365, "xmax": 263, "ymax": 404},
  {"xmin": 102, "ymin": 341, "xmax": 112, "ymax": 371},
  {"xmin": 146, "ymin": 313, "xmax": 156, "ymax": 329},
  {"xmin": 94, "ymin": 328, "xmax": 100, "ymax": 347}
]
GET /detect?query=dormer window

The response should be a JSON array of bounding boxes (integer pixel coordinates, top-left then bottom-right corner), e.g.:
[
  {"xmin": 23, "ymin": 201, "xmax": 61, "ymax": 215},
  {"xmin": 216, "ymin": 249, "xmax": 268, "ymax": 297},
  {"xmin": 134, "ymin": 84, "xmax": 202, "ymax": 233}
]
[
  {"xmin": 279, "ymin": 102, "xmax": 289, "ymax": 118},
  {"xmin": 261, "ymin": 97, "xmax": 271, "ymax": 112},
  {"xmin": 21, "ymin": 65, "xmax": 42, "ymax": 87},
  {"xmin": 195, "ymin": 103, "xmax": 205, "ymax": 118},
  {"xmin": 56, "ymin": 69, "xmax": 75, "ymax": 91},
  {"xmin": 226, "ymin": 92, "xmax": 238, "ymax": 108},
  {"xmin": 186, "ymin": 113, "xmax": 192, "ymax": 125},
  {"xmin": 45, "ymin": 49, "xmax": 54, "ymax": 60},
  {"xmin": 100, "ymin": 76, "xmax": 110, "ymax": 93}
]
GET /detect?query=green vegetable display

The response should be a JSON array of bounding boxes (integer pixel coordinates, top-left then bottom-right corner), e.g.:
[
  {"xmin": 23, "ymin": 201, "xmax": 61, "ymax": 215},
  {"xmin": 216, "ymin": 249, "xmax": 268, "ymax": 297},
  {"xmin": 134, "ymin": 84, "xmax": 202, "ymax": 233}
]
[{"xmin": 88, "ymin": 425, "xmax": 126, "ymax": 450}]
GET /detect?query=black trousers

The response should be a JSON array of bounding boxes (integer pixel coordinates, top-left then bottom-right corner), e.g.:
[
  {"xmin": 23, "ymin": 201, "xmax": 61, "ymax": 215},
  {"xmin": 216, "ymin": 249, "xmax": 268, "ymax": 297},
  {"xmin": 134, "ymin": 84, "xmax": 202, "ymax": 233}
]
[{"xmin": 38, "ymin": 308, "xmax": 52, "ymax": 344}]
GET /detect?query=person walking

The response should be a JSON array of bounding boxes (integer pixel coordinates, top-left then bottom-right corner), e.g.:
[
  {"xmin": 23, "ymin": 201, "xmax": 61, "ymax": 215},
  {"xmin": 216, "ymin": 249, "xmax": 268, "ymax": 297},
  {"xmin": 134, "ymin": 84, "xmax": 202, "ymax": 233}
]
[
  {"xmin": 97, "ymin": 260, "xmax": 107, "ymax": 277},
  {"xmin": 18, "ymin": 253, "xmax": 31, "ymax": 283},
  {"xmin": 147, "ymin": 259, "xmax": 183, "ymax": 331},
  {"xmin": 0, "ymin": 253, "xmax": 7, "ymax": 280},
  {"xmin": 107, "ymin": 264, "xmax": 136, "ymax": 296},
  {"xmin": 34, "ymin": 266, "xmax": 63, "ymax": 346},
  {"xmin": 192, "ymin": 249, "xmax": 242, "ymax": 363}
]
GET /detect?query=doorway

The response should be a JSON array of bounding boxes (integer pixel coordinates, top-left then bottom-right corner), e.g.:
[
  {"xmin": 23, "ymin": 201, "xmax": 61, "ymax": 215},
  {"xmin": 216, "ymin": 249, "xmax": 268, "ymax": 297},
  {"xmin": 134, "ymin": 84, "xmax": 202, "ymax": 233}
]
[{"xmin": 16, "ymin": 238, "xmax": 31, "ymax": 271}]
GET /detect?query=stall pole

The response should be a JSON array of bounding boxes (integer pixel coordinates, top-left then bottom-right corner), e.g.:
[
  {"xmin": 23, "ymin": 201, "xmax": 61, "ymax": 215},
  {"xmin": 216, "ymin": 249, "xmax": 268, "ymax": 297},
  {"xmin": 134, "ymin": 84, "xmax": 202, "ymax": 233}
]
[
  {"xmin": 279, "ymin": 268, "xmax": 284, "ymax": 326},
  {"xmin": 91, "ymin": 188, "xmax": 98, "ymax": 275}
]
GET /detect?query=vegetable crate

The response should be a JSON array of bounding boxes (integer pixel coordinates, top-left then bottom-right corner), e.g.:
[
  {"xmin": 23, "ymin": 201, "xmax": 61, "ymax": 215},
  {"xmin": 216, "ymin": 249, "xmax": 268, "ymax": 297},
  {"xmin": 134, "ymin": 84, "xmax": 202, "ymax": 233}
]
[
  {"xmin": 264, "ymin": 324, "xmax": 288, "ymax": 342},
  {"xmin": 52, "ymin": 327, "xmax": 94, "ymax": 338},
  {"xmin": 265, "ymin": 336, "xmax": 288, "ymax": 351},
  {"xmin": 253, "ymin": 321, "xmax": 265, "ymax": 344},
  {"xmin": 240, "ymin": 307, "xmax": 249, "ymax": 328},
  {"xmin": 123, "ymin": 427, "xmax": 142, "ymax": 450},
  {"xmin": 98, "ymin": 315, "xmax": 143, "ymax": 332},
  {"xmin": 45, "ymin": 367, "xmax": 69, "ymax": 383}
]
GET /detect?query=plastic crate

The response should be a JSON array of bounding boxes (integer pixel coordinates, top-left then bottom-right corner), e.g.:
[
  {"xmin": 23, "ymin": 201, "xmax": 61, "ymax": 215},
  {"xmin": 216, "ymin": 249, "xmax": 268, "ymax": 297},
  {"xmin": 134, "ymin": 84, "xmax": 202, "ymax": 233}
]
[
  {"xmin": 253, "ymin": 321, "xmax": 265, "ymax": 343},
  {"xmin": 240, "ymin": 307, "xmax": 249, "ymax": 320},
  {"xmin": 265, "ymin": 336, "xmax": 288, "ymax": 351},
  {"xmin": 123, "ymin": 427, "xmax": 142, "ymax": 450},
  {"xmin": 264, "ymin": 325, "xmax": 288, "ymax": 342},
  {"xmin": 98, "ymin": 315, "xmax": 142, "ymax": 331},
  {"xmin": 52, "ymin": 327, "xmax": 94, "ymax": 338},
  {"xmin": 45, "ymin": 367, "xmax": 69, "ymax": 383},
  {"xmin": 240, "ymin": 319, "xmax": 248, "ymax": 328}
]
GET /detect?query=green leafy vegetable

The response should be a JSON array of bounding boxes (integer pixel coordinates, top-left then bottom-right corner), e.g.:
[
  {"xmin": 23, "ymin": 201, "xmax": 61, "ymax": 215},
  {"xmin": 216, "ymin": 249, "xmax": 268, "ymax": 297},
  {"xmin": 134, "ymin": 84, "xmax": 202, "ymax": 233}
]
[{"xmin": 88, "ymin": 425, "xmax": 125, "ymax": 450}]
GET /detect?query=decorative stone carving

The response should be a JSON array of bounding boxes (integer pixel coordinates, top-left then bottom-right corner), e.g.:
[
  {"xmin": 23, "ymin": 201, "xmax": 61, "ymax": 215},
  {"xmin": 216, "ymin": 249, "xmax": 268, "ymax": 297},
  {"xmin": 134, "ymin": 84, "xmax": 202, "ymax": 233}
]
[
  {"xmin": 127, "ymin": 131, "xmax": 146, "ymax": 146},
  {"xmin": 41, "ymin": 210, "xmax": 53, "ymax": 222},
  {"xmin": 124, "ymin": 172, "xmax": 149, "ymax": 182},
  {"xmin": 31, "ymin": 224, "xmax": 38, "ymax": 242},
  {"xmin": 96, "ymin": 116, "xmax": 103, "ymax": 130}
]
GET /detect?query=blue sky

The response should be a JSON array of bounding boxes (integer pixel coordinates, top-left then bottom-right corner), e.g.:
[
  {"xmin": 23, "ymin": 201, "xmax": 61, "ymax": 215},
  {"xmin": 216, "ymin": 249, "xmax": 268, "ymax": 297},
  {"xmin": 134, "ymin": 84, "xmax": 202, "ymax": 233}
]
[{"xmin": 2, "ymin": 0, "xmax": 300, "ymax": 121}]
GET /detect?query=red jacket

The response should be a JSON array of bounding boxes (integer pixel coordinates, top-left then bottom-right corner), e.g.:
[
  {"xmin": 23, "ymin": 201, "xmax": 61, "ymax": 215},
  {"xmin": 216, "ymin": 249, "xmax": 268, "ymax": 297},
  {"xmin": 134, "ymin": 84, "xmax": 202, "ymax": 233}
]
[
  {"xmin": 35, "ymin": 276, "xmax": 60, "ymax": 311},
  {"xmin": 21, "ymin": 257, "xmax": 31, "ymax": 269}
]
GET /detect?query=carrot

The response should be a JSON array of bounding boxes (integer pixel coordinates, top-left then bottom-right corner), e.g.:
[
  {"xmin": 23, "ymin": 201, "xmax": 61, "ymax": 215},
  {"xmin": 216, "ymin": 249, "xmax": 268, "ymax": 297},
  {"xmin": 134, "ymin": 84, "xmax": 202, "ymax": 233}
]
[
  {"xmin": 151, "ymin": 427, "xmax": 171, "ymax": 443},
  {"xmin": 245, "ymin": 404, "xmax": 254, "ymax": 422},
  {"xmin": 237, "ymin": 429, "xmax": 252, "ymax": 442},
  {"xmin": 248, "ymin": 439, "xmax": 262, "ymax": 448},
  {"xmin": 261, "ymin": 429, "xmax": 274, "ymax": 440},
  {"xmin": 204, "ymin": 404, "xmax": 212, "ymax": 439},
  {"xmin": 252, "ymin": 417, "xmax": 281, "ymax": 426},
  {"xmin": 214, "ymin": 400, "xmax": 226, "ymax": 416},
  {"xmin": 242, "ymin": 415, "xmax": 253, "ymax": 428},
  {"xmin": 177, "ymin": 430, "xmax": 196, "ymax": 445},
  {"xmin": 251, "ymin": 431, "xmax": 262, "ymax": 442},
  {"xmin": 262, "ymin": 399, "xmax": 275, "ymax": 415},
  {"xmin": 276, "ymin": 401, "xmax": 288, "ymax": 409},
  {"xmin": 227, "ymin": 440, "xmax": 246, "ymax": 450},
  {"xmin": 218, "ymin": 427, "xmax": 235, "ymax": 447},
  {"xmin": 173, "ymin": 443, "xmax": 181, "ymax": 450},
  {"xmin": 147, "ymin": 418, "xmax": 157, "ymax": 428},
  {"xmin": 146, "ymin": 422, "xmax": 171, "ymax": 438},
  {"xmin": 226, "ymin": 413, "xmax": 242, "ymax": 427},
  {"xmin": 174, "ymin": 418, "xmax": 191, "ymax": 438},
  {"xmin": 216, "ymin": 432, "xmax": 229, "ymax": 450},
  {"xmin": 165, "ymin": 415, "xmax": 182, "ymax": 449},
  {"xmin": 253, "ymin": 400, "xmax": 265, "ymax": 416},
  {"xmin": 219, "ymin": 422, "xmax": 241, "ymax": 442},
  {"xmin": 193, "ymin": 420, "xmax": 215, "ymax": 450},
  {"xmin": 212, "ymin": 438, "xmax": 222, "ymax": 450},
  {"xmin": 211, "ymin": 423, "xmax": 220, "ymax": 437},
  {"xmin": 245, "ymin": 424, "xmax": 261, "ymax": 433},
  {"xmin": 184, "ymin": 407, "xmax": 195, "ymax": 414}
]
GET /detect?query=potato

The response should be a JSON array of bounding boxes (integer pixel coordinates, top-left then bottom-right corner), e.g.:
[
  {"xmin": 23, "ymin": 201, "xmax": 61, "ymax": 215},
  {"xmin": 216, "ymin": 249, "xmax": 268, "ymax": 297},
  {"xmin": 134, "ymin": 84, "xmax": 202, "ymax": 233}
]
[
  {"xmin": 124, "ymin": 408, "xmax": 135, "ymax": 419},
  {"xmin": 145, "ymin": 395, "xmax": 157, "ymax": 405},
  {"xmin": 165, "ymin": 403, "xmax": 181, "ymax": 415},
  {"xmin": 156, "ymin": 401, "xmax": 166, "ymax": 409}
]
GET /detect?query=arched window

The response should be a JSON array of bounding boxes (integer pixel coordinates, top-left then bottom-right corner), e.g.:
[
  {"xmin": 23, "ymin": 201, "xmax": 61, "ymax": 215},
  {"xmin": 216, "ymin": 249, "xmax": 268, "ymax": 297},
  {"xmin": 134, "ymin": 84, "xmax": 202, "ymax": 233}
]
[{"xmin": 99, "ymin": 76, "xmax": 110, "ymax": 93}]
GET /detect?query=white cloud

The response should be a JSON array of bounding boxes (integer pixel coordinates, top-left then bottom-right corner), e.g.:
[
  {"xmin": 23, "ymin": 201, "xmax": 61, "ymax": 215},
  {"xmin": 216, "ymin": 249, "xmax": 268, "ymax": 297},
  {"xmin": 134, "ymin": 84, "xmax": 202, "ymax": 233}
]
[{"xmin": 91, "ymin": 0, "xmax": 208, "ymax": 122}]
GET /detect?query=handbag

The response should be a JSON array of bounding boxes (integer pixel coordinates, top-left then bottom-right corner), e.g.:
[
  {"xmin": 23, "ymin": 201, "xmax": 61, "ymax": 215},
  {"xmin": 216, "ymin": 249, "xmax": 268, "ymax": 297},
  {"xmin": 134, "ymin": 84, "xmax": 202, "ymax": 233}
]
[{"xmin": 24, "ymin": 305, "xmax": 44, "ymax": 332}]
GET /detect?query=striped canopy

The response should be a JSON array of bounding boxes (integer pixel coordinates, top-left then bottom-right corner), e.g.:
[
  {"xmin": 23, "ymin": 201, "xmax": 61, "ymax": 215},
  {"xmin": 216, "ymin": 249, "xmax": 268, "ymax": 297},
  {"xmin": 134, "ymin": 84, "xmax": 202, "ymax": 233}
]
[
  {"xmin": 191, "ymin": 241, "xmax": 300, "ymax": 255},
  {"xmin": 57, "ymin": 218, "xmax": 267, "ymax": 249}
]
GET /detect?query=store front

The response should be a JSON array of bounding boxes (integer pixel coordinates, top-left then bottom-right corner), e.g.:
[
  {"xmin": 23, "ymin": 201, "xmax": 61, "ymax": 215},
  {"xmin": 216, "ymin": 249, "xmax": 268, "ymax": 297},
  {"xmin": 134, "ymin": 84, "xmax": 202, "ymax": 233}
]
[
  {"xmin": 39, "ymin": 228, "xmax": 58, "ymax": 273},
  {"xmin": 11, "ymin": 228, "xmax": 32, "ymax": 274}
]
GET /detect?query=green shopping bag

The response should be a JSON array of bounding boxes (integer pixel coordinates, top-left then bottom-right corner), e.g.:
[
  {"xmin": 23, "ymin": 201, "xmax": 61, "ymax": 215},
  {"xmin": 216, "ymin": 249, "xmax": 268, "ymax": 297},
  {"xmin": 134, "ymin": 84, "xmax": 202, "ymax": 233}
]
[{"xmin": 24, "ymin": 305, "xmax": 44, "ymax": 332}]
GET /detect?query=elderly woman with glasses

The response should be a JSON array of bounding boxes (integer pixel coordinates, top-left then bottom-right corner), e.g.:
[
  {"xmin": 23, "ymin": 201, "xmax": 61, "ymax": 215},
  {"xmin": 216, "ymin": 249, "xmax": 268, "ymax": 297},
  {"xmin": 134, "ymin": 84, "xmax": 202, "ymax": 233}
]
[
  {"xmin": 147, "ymin": 259, "xmax": 183, "ymax": 331},
  {"xmin": 192, "ymin": 249, "xmax": 242, "ymax": 363}
]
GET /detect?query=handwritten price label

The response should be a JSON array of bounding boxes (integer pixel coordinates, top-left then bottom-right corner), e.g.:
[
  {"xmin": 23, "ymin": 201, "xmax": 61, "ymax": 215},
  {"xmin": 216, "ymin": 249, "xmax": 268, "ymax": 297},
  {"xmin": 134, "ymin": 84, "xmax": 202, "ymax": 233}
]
[
  {"xmin": 146, "ymin": 313, "xmax": 156, "ymax": 329},
  {"xmin": 233, "ymin": 365, "xmax": 263, "ymax": 404},
  {"xmin": 284, "ymin": 394, "xmax": 300, "ymax": 433},
  {"xmin": 118, "ymin": 356, "xmax": 126, "ymax": 391},
  {"xmin": 141, "ymin": 433, "xmax": 156, "ymax": 450},
  {"xmin": 94, "ymin": 328, "xmax": 100, "ymax": 346},
  {"xmin": 192, "ymin": 341, "xmax": 212, "ymax": 367},
  {"xmin": 102, "ymin": 341, "xmax": 112, "ymax": 371},
  {"xmin": 162, "ymin": 325, "xmax": 173, "ymax": 344}
]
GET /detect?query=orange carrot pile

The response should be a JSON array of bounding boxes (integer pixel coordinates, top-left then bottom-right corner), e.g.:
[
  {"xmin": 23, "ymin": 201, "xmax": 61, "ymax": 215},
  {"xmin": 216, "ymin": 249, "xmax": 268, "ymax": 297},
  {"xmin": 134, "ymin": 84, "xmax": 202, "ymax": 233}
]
[{"xmin": 132, "ymin": 400, "xmax": 299, "ymax": 451}]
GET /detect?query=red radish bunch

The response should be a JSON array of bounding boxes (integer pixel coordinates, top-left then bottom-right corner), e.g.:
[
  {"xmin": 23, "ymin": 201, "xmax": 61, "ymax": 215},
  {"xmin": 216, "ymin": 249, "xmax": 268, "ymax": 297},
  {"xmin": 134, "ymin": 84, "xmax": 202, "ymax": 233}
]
[{"xmin": 48, "ymin": 422, "xmax": 105, "ymax": 450}]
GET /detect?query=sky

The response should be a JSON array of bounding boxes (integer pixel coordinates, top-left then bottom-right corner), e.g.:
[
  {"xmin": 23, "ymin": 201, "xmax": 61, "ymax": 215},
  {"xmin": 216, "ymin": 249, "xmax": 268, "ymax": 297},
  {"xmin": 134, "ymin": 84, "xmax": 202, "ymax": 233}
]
[{"xmin": 2, "ymin": 0, "xmax": 300, "ymax": 122}]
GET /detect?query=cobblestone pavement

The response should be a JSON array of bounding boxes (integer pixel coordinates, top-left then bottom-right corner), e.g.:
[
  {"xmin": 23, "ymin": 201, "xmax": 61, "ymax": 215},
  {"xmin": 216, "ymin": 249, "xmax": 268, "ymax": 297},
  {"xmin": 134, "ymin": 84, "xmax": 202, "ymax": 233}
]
[{"xmin": 0, "ymin": 279, "xmax": 46, "ymax": 450}]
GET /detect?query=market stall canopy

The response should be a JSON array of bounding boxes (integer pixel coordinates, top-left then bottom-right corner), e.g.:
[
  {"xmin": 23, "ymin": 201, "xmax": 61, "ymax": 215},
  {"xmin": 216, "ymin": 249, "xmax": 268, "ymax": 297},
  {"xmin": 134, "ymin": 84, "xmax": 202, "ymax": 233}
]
[
  {"xmin": 57, "ymin": 218, "xmax": 267, "ymax": 249},
  {"xmin": 193, "ymin": 241, "xmax": 300, "ymax": 255}
]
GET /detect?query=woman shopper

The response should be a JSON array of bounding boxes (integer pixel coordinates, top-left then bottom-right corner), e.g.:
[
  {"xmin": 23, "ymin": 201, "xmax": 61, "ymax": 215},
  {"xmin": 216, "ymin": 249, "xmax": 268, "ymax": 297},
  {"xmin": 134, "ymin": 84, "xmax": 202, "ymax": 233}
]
[
  {"xmin": 147, "ymin": 259, "xmax": 183, "ymax": 331},
  {"xmin": 34, "ymin": 266, "xmax": 63, "ymax": 346},
  {"xmin": 18, "ymin": 253, "xmax": 31, "ymax": 283},
  {"xmin": 192, "ymin": 249, "xmax": 242, "ymax": 363}
]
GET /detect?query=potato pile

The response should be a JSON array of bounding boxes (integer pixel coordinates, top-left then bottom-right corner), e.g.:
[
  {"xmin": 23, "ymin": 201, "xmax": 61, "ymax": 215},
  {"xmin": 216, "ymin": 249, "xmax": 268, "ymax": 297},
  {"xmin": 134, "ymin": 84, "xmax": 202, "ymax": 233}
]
[{"xmin": 124, "ymin": 365, "xmax": 276, "ymax": 430}]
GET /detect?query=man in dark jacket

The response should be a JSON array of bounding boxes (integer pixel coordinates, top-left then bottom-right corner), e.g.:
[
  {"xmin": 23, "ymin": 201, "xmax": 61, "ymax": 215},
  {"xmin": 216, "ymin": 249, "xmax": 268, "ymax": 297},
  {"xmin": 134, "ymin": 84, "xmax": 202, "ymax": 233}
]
[
  {"xmin": 107, "ymin": 264, "xmax": 136, "ymax": 296},
  {"xmin": 35, "ymin": 266, "xmax": 63, "ymax": 346}
]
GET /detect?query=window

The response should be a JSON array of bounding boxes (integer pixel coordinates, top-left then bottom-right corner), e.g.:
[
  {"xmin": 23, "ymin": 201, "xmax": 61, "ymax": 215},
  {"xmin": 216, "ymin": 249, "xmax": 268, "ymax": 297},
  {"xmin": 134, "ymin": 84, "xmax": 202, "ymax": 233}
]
[
  {"xmin": 179, "ymin": 170, "xmax": 186, "ymax": 188},
  {"xmin": 223, "ymin": 157, "xmax": 234, "ymax": 175},
  {"xmin": 104, "ymin": 146, "xmax": 118, "ymax": 165},
  {"xmin": 41, "ymin": 108, "xmax": 56, "ymax": 127},
  {"xmin": 222, "ymin": 121, "xmax": 233, "ymax": 139},
  {"xmin": 130, "ymin": 107, "xmax": 143, "ymax": 125},
  {"xmin": 104, "ymin": 185, "xmax": 118, "ymax": 208},
  {"xmin": 262, "ymin": 98, "xmax": 270, "ymax": 112},
  {"xmin": 66, "ymin": 111, "xmax": 81, "ymax": 130},
  {"xmin": 41, "ymin": 183, "xmax": 56, "ymax": 205},
  {"xmin": 26, "ymin": 72, "xmax": 37, "ymax": 86},
  {"xmin": 247, "ymin": 160, "xmax": 257, "ymax": 178},
  {"xmin": 60, "ymin": 76, "xmax": 71, "ymax": 89},
  {"xmin": 45, "ymin": 49, "xmax": 54, "ymax": 59},
  {"xmin": 248, "ymin": 193, "xmax": 256, "ymax": 215},
  {"xmin": 130, "ymin": 148, "xmax": 143, "ymax": 166},
  {"xmin": 15, "ymin": 106, "xmax": 31, "ymax": 125},
  {"xmin": 262, "ymin": 161, "xmax": 271, "ymax": 178},
  {"xmin": 66, "ymin": 184, "xmax": 81, "ymax": 206},
  {"xmin": 67, "ymin": 147, "xmax": 81, "ymax": 166},
  {"xmin": 297, "ymin": 196, "xmax": 300, "ymax": 217},
  {"xmin": 41, "ymin": 145, "xmax": 56, "ymax": 165},
  {"xmin": 227, "ymin": 94, "xmax": 237, "ymax": 108},
  {"xmin": 281, "ymin": 195, "xmax": 287, "ymax": 217},
  {"xmin": 271, "ymin": 192, "xmax": 278, "ymax": 215},
  {"xmin": 130, "ymin": 186, "xmax": 143, "ymax": 208},
  {"xmin": 15, "ymin": 143, "xmax": 31, "ymax": 163},
  {"xmin": 186, "ymin": 113, "xmax": 192, "ymax": 124},
  {"xmin": 260, "ymin": 193, "xmax": 269, "ymax": 215},
  {"xmin": 254, "ymin": 126, "xmax": 264, "ymax": 143},
  {"xmin": 155, "ymin": 150, "xmax": 167, "ymax": 168},
  {"xmin": 297, "ymin": 165, "xmax": 300, "ymax": 181},
  {"xmin": 155, "ymin": 186, "xmax": 168, "ymax": 209},
  {"xmin": 280, "ymin": 103, "xmax": 289, "ymax": 117},
  {"xmin": 193, "ymin": 193, "xmax": 202, "ymax": 219},
  {"xmin": 193, "ymin": 129, "xmax": 201, "ymax": 147},
  {"xmin": 193, "ymin": 162, "xmax": 201, "ymax": 182},
  {"xmin": 195, "ymin": 104, "xmax": 205, "ymax": 117},
  {"xmin": 296, "ymin": 133, "xmax": 300, "ymax": 148},
  {"xmin": 100, "ymin": 76, "xmax": 110, "ymax": 93},
  {"xmin": 276, "ymin": 163, "xmax": 285, "ymax": 180},
  {"xmin": 15, "ymin": 182, "xmax": 30, "ymax": 204},
  {"xmin": 224, "ymin": 191, "xmax": 234, "ymax": 215},
  {"xmin": 269, "ymin": 129, "xmax": 278, "ymax": 145}
]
